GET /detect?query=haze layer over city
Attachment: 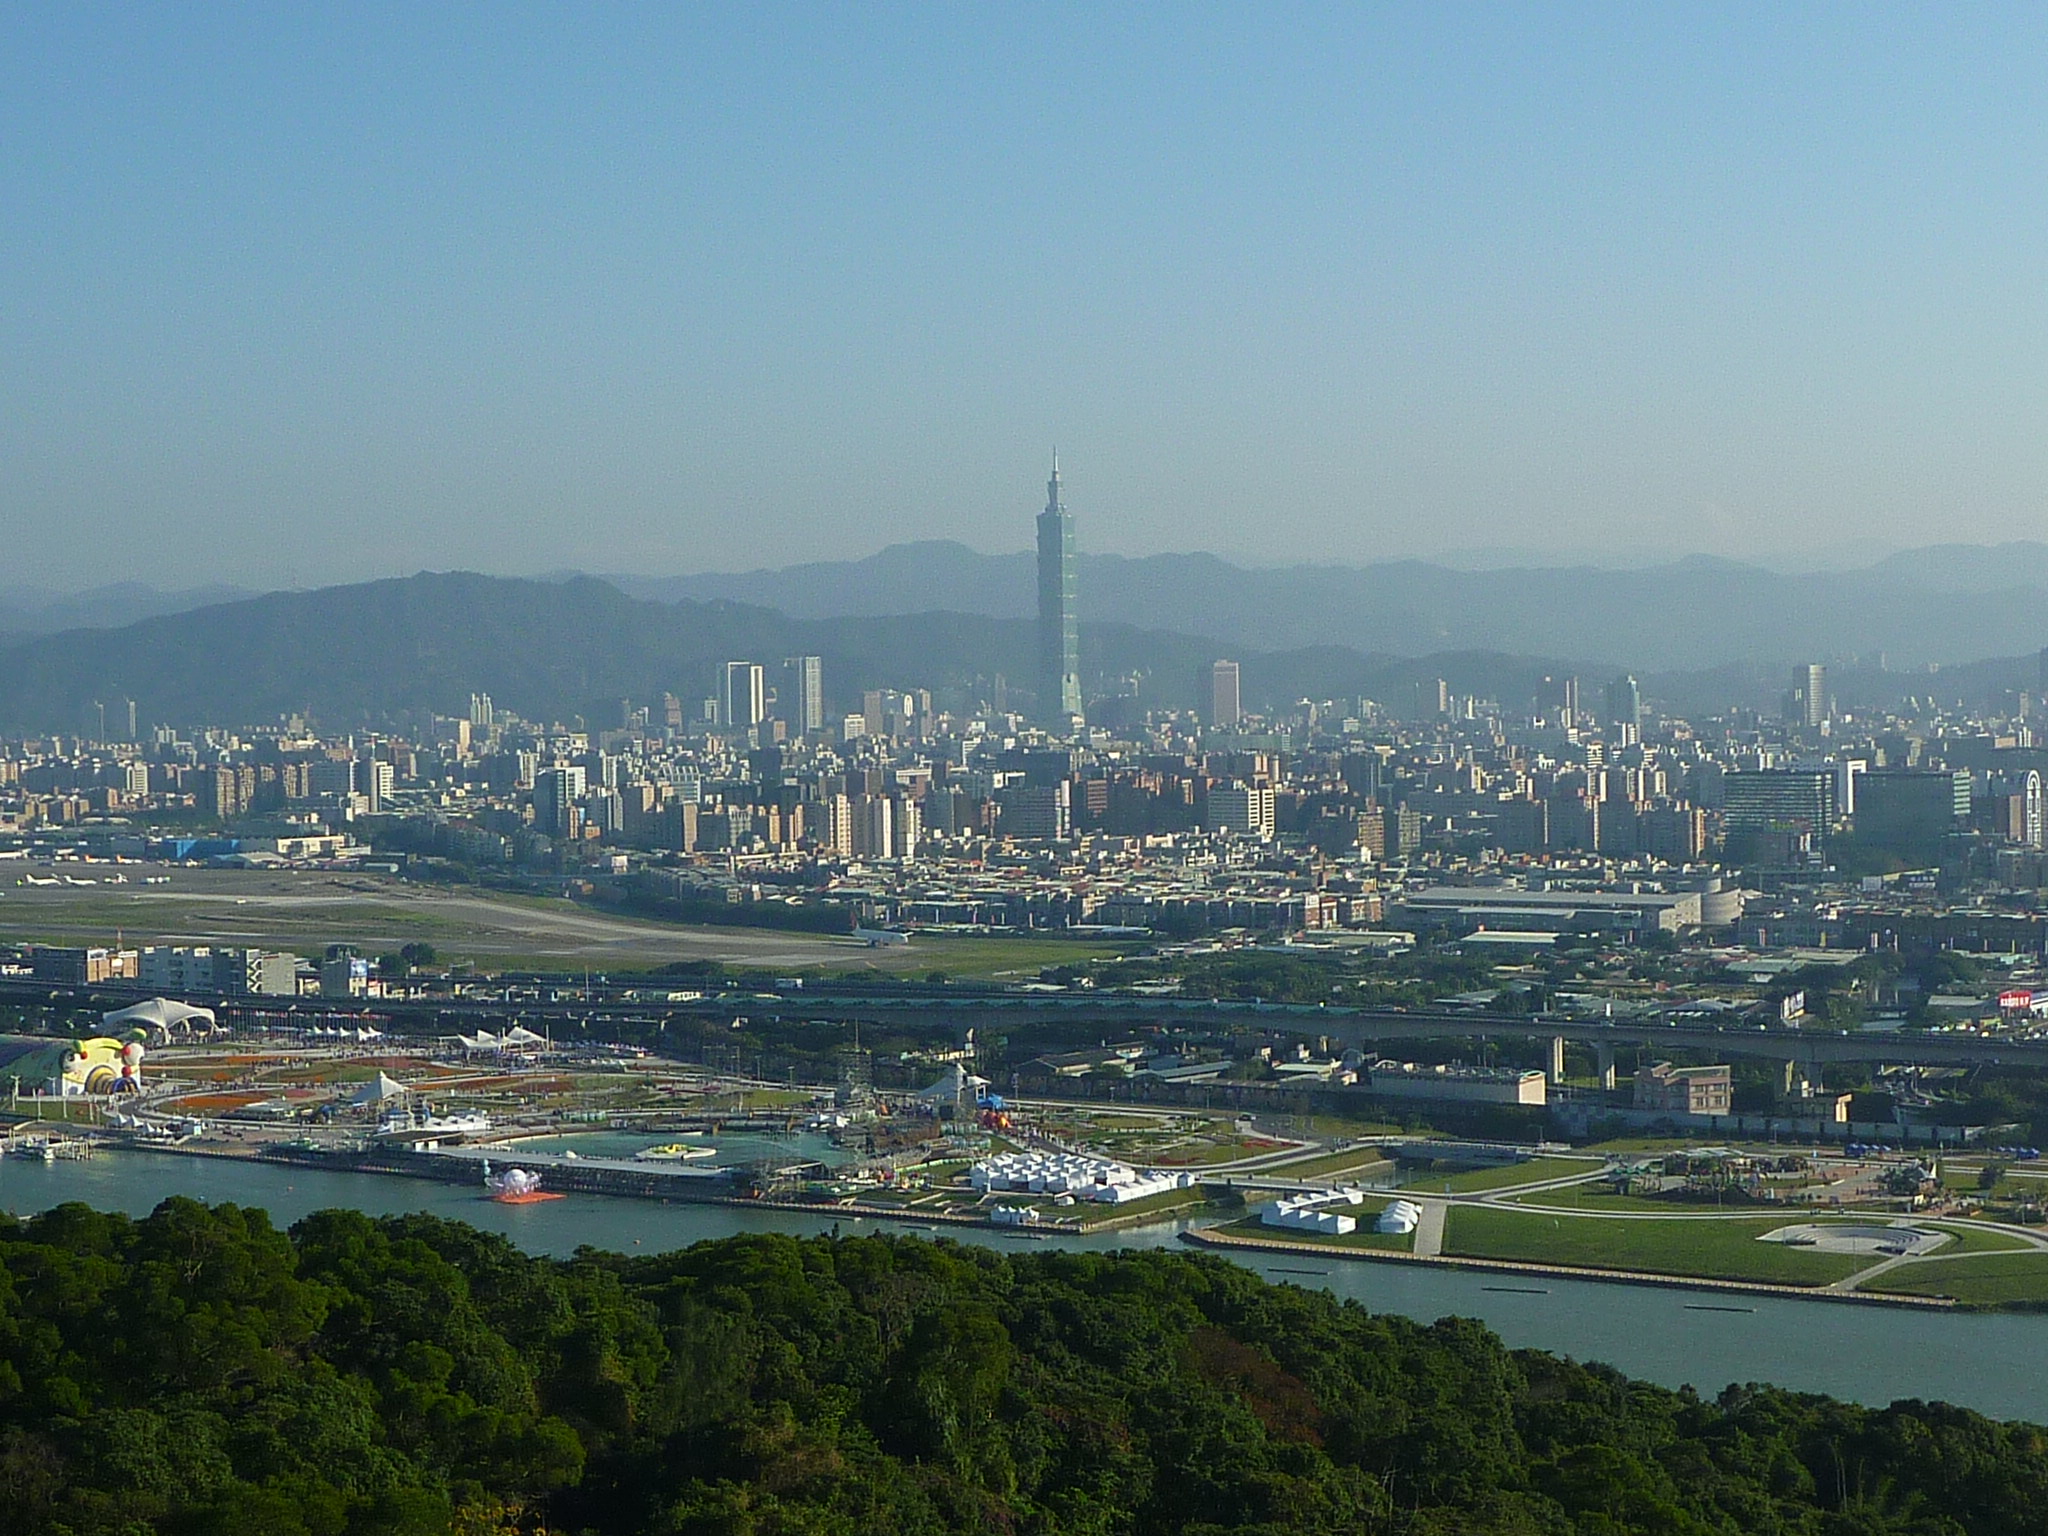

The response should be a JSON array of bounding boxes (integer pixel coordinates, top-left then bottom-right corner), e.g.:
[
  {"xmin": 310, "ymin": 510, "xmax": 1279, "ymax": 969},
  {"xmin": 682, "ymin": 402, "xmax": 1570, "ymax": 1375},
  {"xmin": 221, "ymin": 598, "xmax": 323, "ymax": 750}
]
[{"xmin": 12, "ymin": 12, "xmax": 2048, "ymax": 1536}]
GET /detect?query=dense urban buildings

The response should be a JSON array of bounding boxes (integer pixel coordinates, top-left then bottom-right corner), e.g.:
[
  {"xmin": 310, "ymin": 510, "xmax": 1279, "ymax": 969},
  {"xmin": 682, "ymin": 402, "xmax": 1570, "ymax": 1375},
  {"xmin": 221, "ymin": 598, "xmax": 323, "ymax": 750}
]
[{"xmin": 14, "ymin": 620, "xmax": 2048, "ymax": 968}]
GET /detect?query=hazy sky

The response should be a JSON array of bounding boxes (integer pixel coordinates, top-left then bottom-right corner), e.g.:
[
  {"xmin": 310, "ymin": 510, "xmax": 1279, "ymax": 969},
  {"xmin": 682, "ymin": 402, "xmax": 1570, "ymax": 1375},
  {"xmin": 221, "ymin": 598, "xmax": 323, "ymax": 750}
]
[{"xmin": 7, "ymin": 6, "xmax": 2048, "ymax": 589}]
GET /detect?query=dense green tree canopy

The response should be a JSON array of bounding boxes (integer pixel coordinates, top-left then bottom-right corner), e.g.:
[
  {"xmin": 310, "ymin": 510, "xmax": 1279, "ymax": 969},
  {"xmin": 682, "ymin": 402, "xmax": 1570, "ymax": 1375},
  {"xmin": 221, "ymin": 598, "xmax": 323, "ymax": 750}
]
[{"xmin": 0, "ymin": 1198, "xmax": 2042, "ymax": 1534}]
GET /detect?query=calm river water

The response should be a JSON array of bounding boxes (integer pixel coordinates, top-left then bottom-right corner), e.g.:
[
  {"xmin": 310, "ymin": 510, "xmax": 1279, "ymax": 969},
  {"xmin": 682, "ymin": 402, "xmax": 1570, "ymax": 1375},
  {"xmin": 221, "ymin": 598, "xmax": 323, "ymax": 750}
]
[{"xmin": 8, "ymin": 1148, "xmax": 2048, "ymax": 1423}]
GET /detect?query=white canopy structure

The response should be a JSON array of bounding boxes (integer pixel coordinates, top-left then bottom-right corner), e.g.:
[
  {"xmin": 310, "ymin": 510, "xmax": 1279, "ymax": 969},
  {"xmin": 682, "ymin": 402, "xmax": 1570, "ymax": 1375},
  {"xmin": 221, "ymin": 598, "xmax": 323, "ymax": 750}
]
[
  {"xmin": 916, "ymin": 1062, "xmax": 991, "ymax": 1107},
  {"xmin": 351, "ymin": 1072, "xmax": 410, "ymax": 1106},
  {"xmin": 456, "ymin": 1025, "xmax": 546, "ymax": 1053},
  {"xmin": 102, "ymin": 997, "xmax": 219, "ymax": 1041}
]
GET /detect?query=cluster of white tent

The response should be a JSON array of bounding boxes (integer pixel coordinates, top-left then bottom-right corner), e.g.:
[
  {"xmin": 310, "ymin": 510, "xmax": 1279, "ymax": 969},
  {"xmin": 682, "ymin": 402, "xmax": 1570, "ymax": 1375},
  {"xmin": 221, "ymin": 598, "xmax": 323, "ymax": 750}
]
[
  {"xmin": 1263, "ymin": 1188, "xmax": 1369, "ymax": 1234},
  {"xmin": 96, "ymin": 1000, "xmax": 392, "ymax": 1047},
  {"xmin": 970, "ymin": 1150, "xmax": 1195, "ymax": 1204},
  {"xmin": 452, "ymin": 1026, "xmax": 547, "ymax": 1054},
  {"xmin": 300, "ymin": 1024, "xmax": 384, "ymax": 1043},
  {"xmin": 1263, "ymin": 1188, "xmax": 1422, "ymax": 1237}
]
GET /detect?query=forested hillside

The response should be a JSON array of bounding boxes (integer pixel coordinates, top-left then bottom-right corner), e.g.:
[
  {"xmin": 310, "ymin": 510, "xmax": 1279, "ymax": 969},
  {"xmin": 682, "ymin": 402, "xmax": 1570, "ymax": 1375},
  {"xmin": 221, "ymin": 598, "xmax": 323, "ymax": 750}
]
[
  {"xmin": 0, "ymin": 571, "xmax": 1579, "ymax": 732},
  {"xmin": 0, "ymin": 1198, "xmax": 2041, "ymax": 1535}
]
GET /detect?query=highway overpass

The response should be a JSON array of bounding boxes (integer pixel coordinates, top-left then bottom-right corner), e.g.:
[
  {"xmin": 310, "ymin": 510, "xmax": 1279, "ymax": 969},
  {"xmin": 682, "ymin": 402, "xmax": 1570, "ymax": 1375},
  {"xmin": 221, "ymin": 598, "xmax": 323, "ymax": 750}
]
[{"xmin": 5, "ymin": 977, "xmax": 2044, "ymax": 1073}]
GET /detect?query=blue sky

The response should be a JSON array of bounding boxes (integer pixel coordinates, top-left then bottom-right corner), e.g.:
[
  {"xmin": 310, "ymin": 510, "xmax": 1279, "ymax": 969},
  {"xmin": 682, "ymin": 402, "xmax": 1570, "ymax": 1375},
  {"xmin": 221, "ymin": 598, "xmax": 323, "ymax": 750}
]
[{"xmin": 5, "ymin": 5, "xmax": 2048, "ymax": 587}]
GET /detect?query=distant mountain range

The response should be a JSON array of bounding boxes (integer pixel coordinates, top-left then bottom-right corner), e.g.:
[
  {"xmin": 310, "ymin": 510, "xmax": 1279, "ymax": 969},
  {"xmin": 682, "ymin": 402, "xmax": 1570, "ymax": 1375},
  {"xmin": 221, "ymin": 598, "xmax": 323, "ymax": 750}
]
[
  {"xmin": 5, "ymin": 541, "xmax": 2048, "ymax": 732},
  {"xmin": 0, "ymin": 572, "xmax": 1590, "ymax": 733},
  {"xmin": 0, "ymin": 581, "xmax": 254, "ymax": 638},
  {"xmin": 614, "ymin": 539, "xmax": 2048, "ymax": 672}
]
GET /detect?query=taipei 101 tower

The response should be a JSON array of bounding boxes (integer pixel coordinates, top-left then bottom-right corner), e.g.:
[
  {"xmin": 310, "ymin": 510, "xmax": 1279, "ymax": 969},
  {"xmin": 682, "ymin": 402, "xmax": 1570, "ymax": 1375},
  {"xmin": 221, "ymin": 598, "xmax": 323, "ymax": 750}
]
[{"xmin": 1036, "ymin": 452, "xmax": 1082, "ymax": 730}]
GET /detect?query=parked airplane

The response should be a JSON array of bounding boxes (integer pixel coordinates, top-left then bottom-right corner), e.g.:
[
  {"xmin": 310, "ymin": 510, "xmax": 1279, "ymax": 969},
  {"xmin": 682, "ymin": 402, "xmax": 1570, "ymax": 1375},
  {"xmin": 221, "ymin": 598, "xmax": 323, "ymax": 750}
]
[{"xmin": 853, "ymin": 927, "xmax": 911, "ymax": 947}]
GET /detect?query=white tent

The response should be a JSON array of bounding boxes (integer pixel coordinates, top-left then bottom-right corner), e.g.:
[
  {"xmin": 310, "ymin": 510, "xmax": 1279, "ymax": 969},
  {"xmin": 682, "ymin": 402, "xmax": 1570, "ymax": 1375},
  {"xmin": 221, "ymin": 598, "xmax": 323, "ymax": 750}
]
[
  {"xmin": 102, "ymin": 997, "xmax": 218, "ymax": 1041},
  {"xmin": 916, "ymin": 1062, "xmax": 991, "ymax": 1106},
  {"xmin": 351, "ymin": 1072, "xmax": 410, "ymax": 1106},
  {"xmin": 1375, "ymin": 1199, "xmax": 1423, "ymax": 1235},
  {"xmin": 502, "ymin": 1026, "xmax": 547, "ymax": 1049},
  {"xmin": 457, "ymin": 1030, "xmax": 502, "ymax": 1052}
]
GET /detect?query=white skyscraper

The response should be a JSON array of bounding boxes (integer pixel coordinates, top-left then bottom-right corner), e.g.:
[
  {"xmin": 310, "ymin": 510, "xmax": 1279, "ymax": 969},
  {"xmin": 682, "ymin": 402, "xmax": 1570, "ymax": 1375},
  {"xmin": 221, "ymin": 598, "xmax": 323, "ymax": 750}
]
[
  {"xmin": 781, "ymin": 655, "xmax": 825, "ymax": 734},
  {"xmin": 722, "ymin": 661, "xmax": 765, "ymax": 731}
]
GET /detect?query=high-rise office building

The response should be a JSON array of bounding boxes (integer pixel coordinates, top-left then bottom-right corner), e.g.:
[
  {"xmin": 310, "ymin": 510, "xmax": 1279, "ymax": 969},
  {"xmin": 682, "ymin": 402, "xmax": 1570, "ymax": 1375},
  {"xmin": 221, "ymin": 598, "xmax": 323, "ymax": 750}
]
[
  {"xmin": 1603, "ymin": 674, "xmax": 1641, "ymax": 732},
  {"xmin": 1209, "ymin": 660, "xmax": 1242, "ymax": 729},
  {"xmin": 362, "ymin": 760, "xmax": 393, "ymax": 813},
  {"xmin": 1036, "ymin": 453, "xmax": 1081, "ymax": 728},
  {"xmin": 1540, "ymin": 674, "xmax": 1580, "ymax": 729},
  {"xmin": 780, "ymin": 655, "xmax": 825, "ymax": 734},
  {"xmin": 1203, "ymin": 781, "xmax": 1275, "ymax": 839},
  {"xmin": 721, "ymin": 661, "xmax": 765, "ymax": 732},
  {"xmin": 533, "ymin": 764, "xmax": 587, "ymax": 838},
  {"xmin": 1856, "ymin": 770, "xmax": 1970, "ymax": 862},
  {"xmin": 852, "ymin": 794, "xmax": 894, "ymax": 860},
  {"xmin": 1722, "ymin": 768, "xmax": 1838, "ymax": 833},
  {"xmin": 1794, "ymin": 663, "xmax": 1828, "ymax": 728}
]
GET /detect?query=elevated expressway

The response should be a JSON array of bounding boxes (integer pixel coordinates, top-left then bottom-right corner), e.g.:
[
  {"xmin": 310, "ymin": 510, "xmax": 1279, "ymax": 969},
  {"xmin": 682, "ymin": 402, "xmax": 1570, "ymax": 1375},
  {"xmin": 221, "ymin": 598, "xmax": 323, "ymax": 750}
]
[
  {"xmin": 8, "ymin": 977, "xmax": 2042, "ymax": 1078},
  {"xmin": 680, "ymin": 991, "xmax": 2048, "ymax": 1080}
]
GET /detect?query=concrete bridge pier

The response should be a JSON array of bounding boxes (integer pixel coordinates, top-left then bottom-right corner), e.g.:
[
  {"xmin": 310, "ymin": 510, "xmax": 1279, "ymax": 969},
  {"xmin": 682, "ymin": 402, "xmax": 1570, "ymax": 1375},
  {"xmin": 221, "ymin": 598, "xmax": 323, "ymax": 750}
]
[
  {"xmin": 1782, "ymin": 1058, "xmax": 1825, "ymax": 1099},
  {"xmin": 1549, "ymin": 1035, "xmax": 1568, "ymax": 1085},
  {"xmin": 1595, "ymin": 1041, "xmax": 1617, "ymax": 1092}
]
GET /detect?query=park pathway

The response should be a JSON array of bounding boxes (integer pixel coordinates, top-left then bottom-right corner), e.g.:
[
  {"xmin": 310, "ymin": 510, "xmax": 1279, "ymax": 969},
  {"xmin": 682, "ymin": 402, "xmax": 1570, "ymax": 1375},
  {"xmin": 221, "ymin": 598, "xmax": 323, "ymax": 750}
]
[{"xmin": 1413, "ymin": 1199, "xmax": 1448, "ymax": 1257}]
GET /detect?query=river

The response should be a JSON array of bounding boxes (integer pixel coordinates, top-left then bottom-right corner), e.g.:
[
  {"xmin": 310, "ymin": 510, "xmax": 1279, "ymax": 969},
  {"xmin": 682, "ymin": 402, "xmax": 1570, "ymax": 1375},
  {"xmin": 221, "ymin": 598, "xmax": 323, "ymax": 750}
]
[{"xmin": 7, "ymin": 1148, "xmax": 2048, "ymax": 1423}]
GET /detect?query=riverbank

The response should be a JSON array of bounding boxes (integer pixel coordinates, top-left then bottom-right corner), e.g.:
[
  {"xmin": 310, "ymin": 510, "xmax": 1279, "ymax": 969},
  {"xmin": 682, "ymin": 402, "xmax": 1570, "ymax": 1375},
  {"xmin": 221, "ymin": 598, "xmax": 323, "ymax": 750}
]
[
  {"xmin": 16, "ymin": 1144, "xmax": 2048, "ymax": 1418},
  {"xmin": 270, "ymin": 1142, "xmax": 1031, "ymax": 1229},
  {"xmin": 1182, "ymin": 1226, "xmax": 1959, "ymax": 1308}
]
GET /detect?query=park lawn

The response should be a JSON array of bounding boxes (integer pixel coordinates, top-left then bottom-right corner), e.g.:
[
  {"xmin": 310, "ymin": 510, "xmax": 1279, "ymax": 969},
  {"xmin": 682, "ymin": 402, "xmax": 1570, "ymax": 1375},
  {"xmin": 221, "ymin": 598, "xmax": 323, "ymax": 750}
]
[
  {"xmin": 1041, "ymin": 1111, "xmax": 1182, "ymax": 1132},
  {"xmin": 1441, "ymin": 1208, "xmax": 1872, "ymax": 1287},
  {"xmin": 1862, "ymin": 1252, "xmax": 2048, "ymax": 1307},
  {"xmin": 1507, "ymin": 1185, "xmax": 1814, "ymax": 1214},
  {"xmin": 1508, "ymin": 1185, "xmax": 1724, "ymax": 1213},
  {"xmin": 1156, "ymin": 1140, "xmax": 1299, "ymax": 1167},
  {"xmin": 874, "ymin": 934, "xmax": 1135, "ymax": 978},
  {"xmin": 0, "ymin": 1103, "xmax": 103, "ymax": 1125},
  {"xmin": 1399, "ymin": 1156, "xmax": 1600, "ymax": 1194},
  {"xmin": 1210, "ymin": 1215, "xmax": 1415, "ymax": 1254},
  {"xmin": 1265, "ymin": 1146, "xmax": 1396, "ymax": 1181},
  {"xmin": 1918, "ymin": 1224, "xmax": 2038, "ymax": 1255},
  {"xmin": 1072, "ymin": 1186, "xmax": 1233, "ymax": 1229}
]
